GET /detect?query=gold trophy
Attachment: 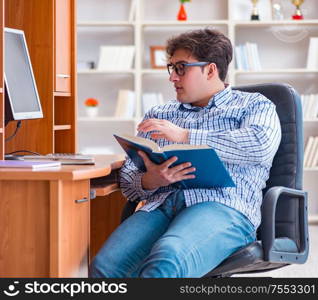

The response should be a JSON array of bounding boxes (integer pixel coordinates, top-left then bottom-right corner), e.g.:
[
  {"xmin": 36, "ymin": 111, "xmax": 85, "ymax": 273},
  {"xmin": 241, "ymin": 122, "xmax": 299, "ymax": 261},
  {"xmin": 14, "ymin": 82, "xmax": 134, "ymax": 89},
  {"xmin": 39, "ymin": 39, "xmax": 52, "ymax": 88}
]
[
  {"xmin": 250, "ymin": 0, "xmax": 260, "ymax": 21},
  {"xmin": 291, "ymin": 0, "xmax": 304, "ymax": 20}
]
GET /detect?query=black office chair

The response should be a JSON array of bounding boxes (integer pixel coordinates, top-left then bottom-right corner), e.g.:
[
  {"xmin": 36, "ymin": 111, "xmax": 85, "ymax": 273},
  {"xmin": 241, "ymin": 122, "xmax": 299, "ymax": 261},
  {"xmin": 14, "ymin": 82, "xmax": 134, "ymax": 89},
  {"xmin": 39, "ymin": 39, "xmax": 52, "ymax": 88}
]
[{"xmin": 120, "ymin": 83, "xmax": 309, "ymax": 277}]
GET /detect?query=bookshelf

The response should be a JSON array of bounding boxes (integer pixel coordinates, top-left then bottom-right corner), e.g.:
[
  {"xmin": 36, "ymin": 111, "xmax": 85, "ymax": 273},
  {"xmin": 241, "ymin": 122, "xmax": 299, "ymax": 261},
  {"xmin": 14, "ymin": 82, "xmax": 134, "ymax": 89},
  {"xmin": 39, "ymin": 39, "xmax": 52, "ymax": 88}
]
[{"xmin": 77, "ymin": 0, "xmax": 318, "ymax": 222}]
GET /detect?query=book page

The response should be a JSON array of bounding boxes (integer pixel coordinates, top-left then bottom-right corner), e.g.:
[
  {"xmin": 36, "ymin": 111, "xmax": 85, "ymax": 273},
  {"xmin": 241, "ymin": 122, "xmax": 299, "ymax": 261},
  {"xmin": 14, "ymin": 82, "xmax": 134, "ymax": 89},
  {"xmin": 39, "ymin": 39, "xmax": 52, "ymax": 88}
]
[
  {"xmin": 118, "ymin": 134, "xmax": 160, "ymax": 152},
  {"xmin": 161, "ymin": 143, "xmax": 210, "ymax": 151}
]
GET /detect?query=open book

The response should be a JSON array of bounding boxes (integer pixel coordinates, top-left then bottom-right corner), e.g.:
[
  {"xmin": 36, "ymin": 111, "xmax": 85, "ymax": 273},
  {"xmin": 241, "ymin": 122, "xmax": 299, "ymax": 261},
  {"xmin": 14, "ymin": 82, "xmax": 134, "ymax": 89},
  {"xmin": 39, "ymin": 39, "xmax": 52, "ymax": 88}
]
[{"xmin": 114, "ymin": 134, "xmax": 235, "ymax": 189}]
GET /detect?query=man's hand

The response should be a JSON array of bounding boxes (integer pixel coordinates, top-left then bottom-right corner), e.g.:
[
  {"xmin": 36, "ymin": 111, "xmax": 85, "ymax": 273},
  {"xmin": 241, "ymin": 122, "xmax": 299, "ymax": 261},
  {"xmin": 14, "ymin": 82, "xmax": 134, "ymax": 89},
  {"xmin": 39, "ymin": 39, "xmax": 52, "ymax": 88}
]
[
  {"xmin": 137, "ymin": 119, "xmax": 189, "ymax": 143},
  {"xmin": 139, "ymin": 151, "xmax": 196, "ymax": 190}
]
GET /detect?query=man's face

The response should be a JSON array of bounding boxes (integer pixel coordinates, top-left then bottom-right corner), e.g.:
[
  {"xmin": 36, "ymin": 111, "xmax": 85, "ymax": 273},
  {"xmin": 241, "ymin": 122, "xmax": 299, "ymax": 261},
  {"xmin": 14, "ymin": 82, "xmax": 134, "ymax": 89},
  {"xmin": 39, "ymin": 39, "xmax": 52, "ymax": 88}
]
[{"xmin": 169, "ymin": 49, "xmax": 211, "ymax": 107}]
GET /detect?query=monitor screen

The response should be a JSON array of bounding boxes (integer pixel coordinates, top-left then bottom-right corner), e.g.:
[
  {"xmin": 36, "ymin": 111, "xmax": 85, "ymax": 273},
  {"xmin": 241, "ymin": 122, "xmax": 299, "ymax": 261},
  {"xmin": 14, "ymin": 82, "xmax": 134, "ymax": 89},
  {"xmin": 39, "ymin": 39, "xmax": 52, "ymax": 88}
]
[{"xmin": 4, "ymin": 27, "xmax": 43, "ymax": 124}]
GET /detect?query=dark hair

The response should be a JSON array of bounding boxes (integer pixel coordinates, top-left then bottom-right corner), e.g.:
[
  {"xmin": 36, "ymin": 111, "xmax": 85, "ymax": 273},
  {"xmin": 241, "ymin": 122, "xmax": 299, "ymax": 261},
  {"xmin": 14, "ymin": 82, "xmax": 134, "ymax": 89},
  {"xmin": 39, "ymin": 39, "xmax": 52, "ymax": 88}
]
[{"xmin": 166, "ymin": 28, "xmax": 232, "ymax": 81}]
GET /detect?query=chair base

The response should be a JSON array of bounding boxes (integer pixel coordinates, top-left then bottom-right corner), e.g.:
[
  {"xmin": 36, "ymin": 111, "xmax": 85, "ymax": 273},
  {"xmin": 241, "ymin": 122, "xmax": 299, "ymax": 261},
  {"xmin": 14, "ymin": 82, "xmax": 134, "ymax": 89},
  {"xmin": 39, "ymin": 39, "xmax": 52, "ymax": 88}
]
[{"xmin": 203, "ymin": 241, "xmax": 291, "ymax": 277}]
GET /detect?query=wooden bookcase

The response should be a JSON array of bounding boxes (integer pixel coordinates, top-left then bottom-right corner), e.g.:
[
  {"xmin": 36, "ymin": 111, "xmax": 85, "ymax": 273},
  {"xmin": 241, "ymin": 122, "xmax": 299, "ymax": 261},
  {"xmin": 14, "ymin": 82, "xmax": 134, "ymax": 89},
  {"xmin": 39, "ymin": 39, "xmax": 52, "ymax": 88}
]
[{"xmin": 0, "ymin": 0, "xmax": 77, "ymax": 160}]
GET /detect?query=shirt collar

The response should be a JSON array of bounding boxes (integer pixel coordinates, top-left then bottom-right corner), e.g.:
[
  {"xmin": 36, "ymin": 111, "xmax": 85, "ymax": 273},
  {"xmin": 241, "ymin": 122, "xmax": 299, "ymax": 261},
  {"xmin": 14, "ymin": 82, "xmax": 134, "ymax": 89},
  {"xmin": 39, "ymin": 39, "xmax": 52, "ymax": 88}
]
[
  {"xmin": 213, "ymin": 85, "xmax": 232, "ymax": 108},
  {"xmin": 180, "ymin": 85, "xmax": 232, "ymax": 111}
]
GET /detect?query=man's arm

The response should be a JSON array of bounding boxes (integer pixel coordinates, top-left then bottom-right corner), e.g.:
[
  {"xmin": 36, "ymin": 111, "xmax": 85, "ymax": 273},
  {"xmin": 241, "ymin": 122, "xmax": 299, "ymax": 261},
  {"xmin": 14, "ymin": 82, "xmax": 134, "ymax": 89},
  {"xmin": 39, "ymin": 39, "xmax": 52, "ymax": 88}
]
[
  {"xmin": 119, "ymin": 109, "xmax": 194, "ymax": 200},
  {"xmin": 119, "ymin": 157, "xmax": 158, "ymax": 202},
  {"xmin": 119, "ymin": 110, "xmax": 160, "ymax": 201}
]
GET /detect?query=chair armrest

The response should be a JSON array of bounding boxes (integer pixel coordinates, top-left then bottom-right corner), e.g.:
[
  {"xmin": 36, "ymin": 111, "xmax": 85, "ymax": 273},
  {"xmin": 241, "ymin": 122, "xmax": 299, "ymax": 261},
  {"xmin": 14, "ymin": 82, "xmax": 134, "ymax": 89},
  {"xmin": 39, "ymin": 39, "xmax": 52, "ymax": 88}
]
[{"xmin": 260, "ymin": 186, "xmax": 309, "ymax": 263}]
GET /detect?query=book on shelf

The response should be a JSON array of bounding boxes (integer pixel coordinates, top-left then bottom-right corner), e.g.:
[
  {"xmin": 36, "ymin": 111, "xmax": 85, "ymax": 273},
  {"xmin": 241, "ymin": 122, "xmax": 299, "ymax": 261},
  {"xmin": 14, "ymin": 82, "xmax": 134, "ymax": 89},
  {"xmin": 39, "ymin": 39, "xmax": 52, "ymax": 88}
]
[
  {"xmin": 251, "ymin": 43, "xmax": 262, "ymax": 71},
  {"xmin": 22, "ymin": 154, "xmax": 95, "ymax": 165},
  {"xmin": 300, "ymin": 94, "xmax": 307, "ymax": 118},
  {"xmin": 235, "ymin": 45, "xmax": 243, "ymax": 70},
  {"xmin": 235, "ymin": 42, "xmax": 261, "ymax": 71},
  {"xmin": 307, "ymin": 137, "xmax": 318, "ymax": 168},
  {"xmin": 114, "ymin": 89, "xmax": 135, "ymax": 118},
  {"xmin": 304, "ymin": 136, "xmax": 314, "ymax": 167},
  {"xmin": 311, "ymin": 142, "xmax": 318, "ymax": 168},
  {"xmin": 113, "ymin": 134, "xmax": 235, "ymax": 189},
  {"xmin": 142, "ymin": 92, "xmax": 164, "ymax": 114},
  {"xmin": 245, "ymin": 42, "xmax": 255, "ymax": 71},
  {"xmin": 301, "ymin": 94, "xmax": 318, "ymax": 120},
  {"xmin": 306, "ymin": 37, "xmax": 318, "ymax": 70},
  {"xmin": 0, "ymin": 160, "xmax": 61, "ymax": 169},
  {"xmin": 128, "ymin": 0, "xmax": 137, "ymax": 22},
  {"xmin": 304, "ymin": 136, "xmax": 318, "ymax": 168},
  {"xmin": 97, "ymin": 46, "xmax": 135, "ymax": 70},
  {"xmin": 307, "ymin": 94, "xmax": 318, "ymax": 120}
]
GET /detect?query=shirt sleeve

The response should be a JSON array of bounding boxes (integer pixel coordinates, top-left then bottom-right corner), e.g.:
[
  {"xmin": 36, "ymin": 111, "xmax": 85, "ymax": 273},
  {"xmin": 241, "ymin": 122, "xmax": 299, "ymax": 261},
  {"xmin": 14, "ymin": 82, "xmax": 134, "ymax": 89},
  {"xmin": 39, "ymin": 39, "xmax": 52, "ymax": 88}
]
[
  {"xmin": 188, "ymin": 94, "xmax": 282, "ymax": 165},
  {"xmin": 118, "ymin": 109, "xmax": 159, "ymax": 202},
  {"xmin": 119, "ymin": 157, "xmax": 158, "ymax": 202}
]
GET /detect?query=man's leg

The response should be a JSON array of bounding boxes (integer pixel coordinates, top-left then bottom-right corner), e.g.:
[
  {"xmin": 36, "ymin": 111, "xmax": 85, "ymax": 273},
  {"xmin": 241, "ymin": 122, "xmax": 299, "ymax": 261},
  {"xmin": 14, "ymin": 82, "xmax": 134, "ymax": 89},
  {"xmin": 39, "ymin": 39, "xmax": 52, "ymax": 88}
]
[
  {"xmin": 137, "ymin": 201, "xmax": 256, "ymax": 278},
  {"xmin": 89, "ymin": 206, "xmax": 170, "ymax": 278}
]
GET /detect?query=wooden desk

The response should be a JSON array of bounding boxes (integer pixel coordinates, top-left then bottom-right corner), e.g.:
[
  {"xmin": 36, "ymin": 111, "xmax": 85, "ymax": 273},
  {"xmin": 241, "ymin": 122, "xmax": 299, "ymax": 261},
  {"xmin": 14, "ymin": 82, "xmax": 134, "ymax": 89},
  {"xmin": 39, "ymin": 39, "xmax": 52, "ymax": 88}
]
[{"xmin": 0, "ymin": 155, "xmax": 125, "ymax": 277}]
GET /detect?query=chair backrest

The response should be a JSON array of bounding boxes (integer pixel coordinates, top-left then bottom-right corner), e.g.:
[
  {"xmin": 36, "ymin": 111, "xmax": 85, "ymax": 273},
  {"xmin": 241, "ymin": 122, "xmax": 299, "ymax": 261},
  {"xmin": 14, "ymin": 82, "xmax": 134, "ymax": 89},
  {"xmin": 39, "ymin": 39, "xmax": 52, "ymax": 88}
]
[{"xmin": 233, "ymin": 83, "xmax": 304, "ymax": 245}]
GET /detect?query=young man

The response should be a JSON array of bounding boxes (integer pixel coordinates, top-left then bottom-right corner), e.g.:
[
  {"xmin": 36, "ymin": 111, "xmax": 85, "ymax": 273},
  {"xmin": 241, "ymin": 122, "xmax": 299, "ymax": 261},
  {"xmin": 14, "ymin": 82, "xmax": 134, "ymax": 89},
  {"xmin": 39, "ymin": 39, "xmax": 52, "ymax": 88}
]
[{"xmin": 90, "ymin": 29, "xmax": 281, "ymax": 278}]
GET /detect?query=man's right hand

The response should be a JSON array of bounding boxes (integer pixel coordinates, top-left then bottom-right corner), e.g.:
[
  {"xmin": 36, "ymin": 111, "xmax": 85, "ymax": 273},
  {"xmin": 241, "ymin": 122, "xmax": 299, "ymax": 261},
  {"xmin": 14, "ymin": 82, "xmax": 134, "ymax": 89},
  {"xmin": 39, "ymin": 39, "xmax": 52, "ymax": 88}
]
[{"xmin": 139, "ymin": 151, "xmax": 196, "ymax": 190}]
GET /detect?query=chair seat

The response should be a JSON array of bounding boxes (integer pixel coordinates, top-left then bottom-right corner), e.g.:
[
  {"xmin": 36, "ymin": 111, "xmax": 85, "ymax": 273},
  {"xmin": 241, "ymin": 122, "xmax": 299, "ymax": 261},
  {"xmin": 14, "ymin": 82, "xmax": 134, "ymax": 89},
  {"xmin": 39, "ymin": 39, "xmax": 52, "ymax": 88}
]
[{"xmin": 204, "ymin": 237, "xmax": 298, "ymax": 277}]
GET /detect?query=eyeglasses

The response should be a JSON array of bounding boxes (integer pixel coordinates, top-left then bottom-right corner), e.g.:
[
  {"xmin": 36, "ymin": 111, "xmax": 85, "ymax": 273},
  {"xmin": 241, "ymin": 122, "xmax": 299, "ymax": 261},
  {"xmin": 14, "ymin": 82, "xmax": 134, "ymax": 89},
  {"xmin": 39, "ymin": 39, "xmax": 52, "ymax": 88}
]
[{"xmin": 167, "ymin": 62, "xmax": 210, "ymax": 76}]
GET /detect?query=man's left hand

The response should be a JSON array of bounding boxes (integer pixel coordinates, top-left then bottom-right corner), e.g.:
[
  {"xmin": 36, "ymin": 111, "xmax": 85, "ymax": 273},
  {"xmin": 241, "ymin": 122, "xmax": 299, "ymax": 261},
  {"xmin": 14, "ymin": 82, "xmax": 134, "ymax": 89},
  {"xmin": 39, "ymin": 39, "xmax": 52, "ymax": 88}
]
[{"xmin": 137, "ymin": 118, "xmax": 189, "ymax": 143}]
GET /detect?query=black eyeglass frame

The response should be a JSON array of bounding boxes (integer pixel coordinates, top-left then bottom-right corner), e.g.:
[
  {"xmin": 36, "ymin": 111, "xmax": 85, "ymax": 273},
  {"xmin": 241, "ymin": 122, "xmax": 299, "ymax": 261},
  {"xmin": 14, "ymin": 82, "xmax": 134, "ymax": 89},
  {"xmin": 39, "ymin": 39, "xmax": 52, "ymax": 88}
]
[{"xmin": 167, "ymin": 61, "xmax": 210, "ymax": 76}]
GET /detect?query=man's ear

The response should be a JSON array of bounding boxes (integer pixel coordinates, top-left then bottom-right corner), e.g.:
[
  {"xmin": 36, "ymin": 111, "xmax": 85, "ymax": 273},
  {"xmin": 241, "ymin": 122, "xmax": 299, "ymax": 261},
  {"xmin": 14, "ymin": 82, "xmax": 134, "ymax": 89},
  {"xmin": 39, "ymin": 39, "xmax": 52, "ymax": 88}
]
[{"xmin": 207, "ymin": 63, "xmax": 217, "ymax": 79}]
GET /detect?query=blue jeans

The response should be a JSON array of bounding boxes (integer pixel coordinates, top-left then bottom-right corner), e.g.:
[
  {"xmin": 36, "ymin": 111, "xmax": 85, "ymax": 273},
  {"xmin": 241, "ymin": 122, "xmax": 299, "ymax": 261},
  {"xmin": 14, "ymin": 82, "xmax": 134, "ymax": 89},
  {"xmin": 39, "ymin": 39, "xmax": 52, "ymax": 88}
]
[{"xmin": 89, "ymin": 190, "xmax": 256, "ymax": 278}]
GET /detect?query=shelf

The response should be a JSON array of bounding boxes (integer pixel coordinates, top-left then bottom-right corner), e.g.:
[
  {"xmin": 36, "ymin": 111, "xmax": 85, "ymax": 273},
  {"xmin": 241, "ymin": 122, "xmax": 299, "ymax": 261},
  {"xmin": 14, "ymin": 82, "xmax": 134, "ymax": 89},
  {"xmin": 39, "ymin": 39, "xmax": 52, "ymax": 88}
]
[
  {"xmin": 304, "ymin": 167, "xmax": 318, "ymax": 171},
  {"xmin": 309, "ymin": 214, "xmax": 318, "ymax": 224},
  {"xmin": 54, "ymin": 125, "xmax": 72, "ymax": 131},
  {"xmin": 304, "ymin": 119, "xmax": 318, "ymax": 123},
  {"xmin": 235, "ymin": 69, "xmax": 318, "ymax": 75},
  {"xmin": 234, "ymin": 20, "xmax": 318, "ymax": 27},
  {"xmin": 77, "ymin": 21, "xmax": 133, "ymax": 27},
  {"xmin": 54, "ymin": 92, "xmax": 72, "ymax": 97},
  {"xmin": 77, "ymin": 69, "xmax": 135, "ymax": 75},
  {"xmin": 93, "ymin": 183, "xmax": 120, "ymax": 197},
  {"xmin": 78, "ymin": 117, "xmax": 136, "ymax": 122},
  {"xmin": 142, "ymin": 20, "xmax": 229, "ymax": 27}
]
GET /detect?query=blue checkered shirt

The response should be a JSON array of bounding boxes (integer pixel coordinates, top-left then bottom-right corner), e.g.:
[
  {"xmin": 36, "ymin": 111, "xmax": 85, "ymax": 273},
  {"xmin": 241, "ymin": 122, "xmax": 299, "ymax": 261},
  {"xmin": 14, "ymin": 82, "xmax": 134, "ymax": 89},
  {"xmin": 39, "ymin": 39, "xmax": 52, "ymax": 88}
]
[{"xmin": 119, "ymin": 86, "xmax": 281, "ymax": 228}]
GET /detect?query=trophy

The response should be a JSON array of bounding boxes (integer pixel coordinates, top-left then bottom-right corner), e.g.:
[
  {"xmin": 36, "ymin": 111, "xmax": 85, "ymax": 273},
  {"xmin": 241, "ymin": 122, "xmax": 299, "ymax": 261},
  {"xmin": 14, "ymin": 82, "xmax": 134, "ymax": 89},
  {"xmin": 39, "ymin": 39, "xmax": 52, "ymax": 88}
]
[
  {"xmin": 250, "ymin": 0, "xmax": 260, "ymax": 21},
  {"xmin": 291, "ymin": 0, "xmax": 304, "ymax": 20}
]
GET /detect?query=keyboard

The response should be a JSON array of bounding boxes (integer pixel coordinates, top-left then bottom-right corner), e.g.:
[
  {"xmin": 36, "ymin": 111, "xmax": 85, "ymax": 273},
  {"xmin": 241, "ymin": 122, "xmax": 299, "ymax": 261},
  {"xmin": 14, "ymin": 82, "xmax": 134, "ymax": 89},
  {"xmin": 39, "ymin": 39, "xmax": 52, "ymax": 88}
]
[{"xmin": 22, "ymin": 153, "xmax": 95, "ymax": 165}]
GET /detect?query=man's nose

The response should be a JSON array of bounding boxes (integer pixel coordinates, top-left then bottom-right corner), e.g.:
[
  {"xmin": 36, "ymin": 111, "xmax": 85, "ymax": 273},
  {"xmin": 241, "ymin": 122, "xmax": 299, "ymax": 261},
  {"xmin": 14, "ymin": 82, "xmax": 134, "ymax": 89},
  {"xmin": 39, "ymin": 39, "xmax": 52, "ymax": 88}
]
[{"xmin": 169, "ymin": 70, "xmax": 180, "ymax": 82}]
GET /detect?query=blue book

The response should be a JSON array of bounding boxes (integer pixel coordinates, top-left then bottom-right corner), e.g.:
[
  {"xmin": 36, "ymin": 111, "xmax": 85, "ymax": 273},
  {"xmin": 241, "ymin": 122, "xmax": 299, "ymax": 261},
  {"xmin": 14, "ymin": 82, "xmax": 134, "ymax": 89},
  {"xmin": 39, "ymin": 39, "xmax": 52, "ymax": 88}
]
[{"xmin": 114, "ymin": 134, "xmax": 235, "ymax": 189}]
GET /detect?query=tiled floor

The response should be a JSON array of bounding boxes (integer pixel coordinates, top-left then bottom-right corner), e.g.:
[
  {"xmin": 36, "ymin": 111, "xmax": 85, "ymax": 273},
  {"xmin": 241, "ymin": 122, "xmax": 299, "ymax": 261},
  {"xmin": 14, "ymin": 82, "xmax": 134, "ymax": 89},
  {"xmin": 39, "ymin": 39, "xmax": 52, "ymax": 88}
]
[{"xmin": 236, "ymin": 225, "xmax": 318, "ymax": 277}]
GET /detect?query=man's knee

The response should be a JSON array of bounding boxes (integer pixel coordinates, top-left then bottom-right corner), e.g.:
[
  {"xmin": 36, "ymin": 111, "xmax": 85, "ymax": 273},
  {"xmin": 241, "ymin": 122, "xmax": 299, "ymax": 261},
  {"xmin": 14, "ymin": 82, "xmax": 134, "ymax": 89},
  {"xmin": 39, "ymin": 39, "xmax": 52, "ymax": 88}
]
[
  {"xmin": 89, "ymin": 255, "xmax": 107, "ymax": 278},
  {"xmin": 138, "ymin": 236, "xmax": 189, "ymax": 277}
]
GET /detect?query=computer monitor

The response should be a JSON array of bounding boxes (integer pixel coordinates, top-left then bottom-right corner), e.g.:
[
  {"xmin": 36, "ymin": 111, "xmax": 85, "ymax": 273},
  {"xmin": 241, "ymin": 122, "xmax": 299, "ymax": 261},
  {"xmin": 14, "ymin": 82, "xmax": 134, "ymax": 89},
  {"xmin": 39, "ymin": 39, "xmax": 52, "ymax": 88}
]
[{"xmin": 4, "ymin": 27, "xmax": 43, "ymax": 125}]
